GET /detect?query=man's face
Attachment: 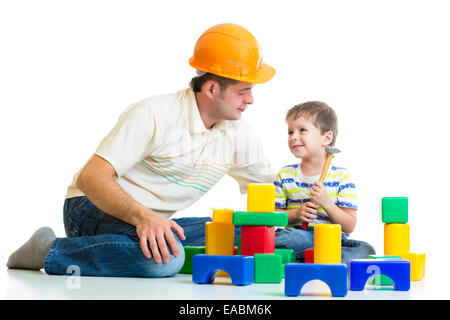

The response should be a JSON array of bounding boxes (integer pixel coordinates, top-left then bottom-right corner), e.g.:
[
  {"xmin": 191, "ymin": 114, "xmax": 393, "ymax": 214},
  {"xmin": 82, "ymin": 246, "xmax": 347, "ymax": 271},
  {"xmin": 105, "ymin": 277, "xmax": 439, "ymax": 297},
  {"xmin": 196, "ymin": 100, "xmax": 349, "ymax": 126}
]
[{"xmin": 212, "ymin": 81, "xmax": 254, "ymax": 121}]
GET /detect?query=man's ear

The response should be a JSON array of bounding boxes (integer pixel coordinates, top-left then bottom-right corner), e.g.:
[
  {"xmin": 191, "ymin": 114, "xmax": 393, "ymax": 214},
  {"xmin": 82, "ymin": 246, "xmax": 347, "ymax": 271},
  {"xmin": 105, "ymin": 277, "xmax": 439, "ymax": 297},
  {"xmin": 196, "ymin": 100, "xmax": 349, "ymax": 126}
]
[{"xmin": 203, "ymin": 80, "xmax": 220, "ymax": 99}]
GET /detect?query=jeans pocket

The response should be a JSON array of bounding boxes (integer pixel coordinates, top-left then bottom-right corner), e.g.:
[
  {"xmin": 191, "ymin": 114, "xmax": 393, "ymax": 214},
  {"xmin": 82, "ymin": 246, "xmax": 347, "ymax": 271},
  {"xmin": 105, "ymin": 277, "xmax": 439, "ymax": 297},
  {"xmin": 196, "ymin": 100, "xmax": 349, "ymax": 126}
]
[
  {"xmin": 67, "ymin": 218, "xmax": 80, "ymax": 238},
  {"xmin": 65, "ymin": 196, "xmax": 105, "ymax": 237}
]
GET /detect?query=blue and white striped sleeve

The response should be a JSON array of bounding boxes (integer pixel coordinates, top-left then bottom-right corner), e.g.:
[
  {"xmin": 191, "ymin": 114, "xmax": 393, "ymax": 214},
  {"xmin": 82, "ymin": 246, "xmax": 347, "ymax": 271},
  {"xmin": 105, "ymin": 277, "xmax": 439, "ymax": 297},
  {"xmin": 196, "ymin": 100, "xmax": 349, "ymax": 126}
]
[
  {"xmin": 274, "ymin": 171, "xmax": 287, "ymax": 209},
  {"xmin": 336, "ymin": 171, "xmax": 358, "ymax": 210}
]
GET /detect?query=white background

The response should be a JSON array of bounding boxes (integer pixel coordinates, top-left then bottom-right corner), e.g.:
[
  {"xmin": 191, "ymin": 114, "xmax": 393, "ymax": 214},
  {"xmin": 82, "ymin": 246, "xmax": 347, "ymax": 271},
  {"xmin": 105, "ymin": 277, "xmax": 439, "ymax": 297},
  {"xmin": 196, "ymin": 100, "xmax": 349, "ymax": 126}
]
[{"xmin": 1, "ymin": 0, "xmax": 449, "ymax": 296}]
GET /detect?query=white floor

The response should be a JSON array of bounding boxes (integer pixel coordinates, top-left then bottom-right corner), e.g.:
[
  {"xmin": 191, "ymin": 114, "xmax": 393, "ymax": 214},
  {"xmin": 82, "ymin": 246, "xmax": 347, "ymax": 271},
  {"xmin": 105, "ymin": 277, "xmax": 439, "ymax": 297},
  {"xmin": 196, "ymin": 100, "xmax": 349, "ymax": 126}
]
[{"xmin": 0, "ymin": 265, "xmax": 443, "ymax": 300}]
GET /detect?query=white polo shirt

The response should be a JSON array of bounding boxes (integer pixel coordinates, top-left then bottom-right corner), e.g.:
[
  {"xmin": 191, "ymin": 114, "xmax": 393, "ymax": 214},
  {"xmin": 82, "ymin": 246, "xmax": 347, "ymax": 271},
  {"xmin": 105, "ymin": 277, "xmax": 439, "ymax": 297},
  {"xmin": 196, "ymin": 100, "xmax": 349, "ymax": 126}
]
[{"xmin": 66, "ymin": 88, "xmax": 275, "ymax": 218}]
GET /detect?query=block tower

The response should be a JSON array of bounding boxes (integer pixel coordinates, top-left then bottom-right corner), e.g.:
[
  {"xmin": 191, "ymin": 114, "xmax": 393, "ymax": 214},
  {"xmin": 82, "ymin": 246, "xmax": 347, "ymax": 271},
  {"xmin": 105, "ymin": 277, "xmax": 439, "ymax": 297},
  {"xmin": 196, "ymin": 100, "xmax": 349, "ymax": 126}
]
[
  {"xmin": 179, "ymin": 208, "xmax": 234, "ymax": 275},
  {"xmin": 233, "ymin": 184, "xmax": 289, "ymax": 283},
  {"xmin": 191, "ymin": 183, "xmax": 290, "ymax": 285},
  {"xmin": 284, "ymin": 223, "xmax": 348, "ymax": 297},
  {"xmin": 382, "ymin": 196, "xmax": 425, "ymax": 282},
  {"xmin": 205, "ymin": 208, "xmax": 235, "ymax": 276}
]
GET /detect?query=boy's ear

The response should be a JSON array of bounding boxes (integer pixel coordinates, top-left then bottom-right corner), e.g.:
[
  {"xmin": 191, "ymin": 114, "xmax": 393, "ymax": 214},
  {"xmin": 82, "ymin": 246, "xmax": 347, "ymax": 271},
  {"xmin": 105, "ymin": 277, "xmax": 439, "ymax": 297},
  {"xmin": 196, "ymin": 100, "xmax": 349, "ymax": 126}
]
[{"xmin": 322, "ymin": 130, "xmax": 334, "ymax": 146}]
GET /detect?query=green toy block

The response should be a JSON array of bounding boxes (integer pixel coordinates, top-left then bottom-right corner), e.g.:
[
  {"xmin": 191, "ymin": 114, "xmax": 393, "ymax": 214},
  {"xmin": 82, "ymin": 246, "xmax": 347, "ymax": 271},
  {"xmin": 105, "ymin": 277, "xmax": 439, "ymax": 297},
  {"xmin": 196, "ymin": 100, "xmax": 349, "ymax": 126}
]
[
  {"xmin": 237, "ymin": 236, "xmax": 241, "ymax": 255},
  {"xmin": 275, "ymin": 248, "xmax": 296, "ymax": 277},
  {"xmin": 232, "ymin": 211, "xmax": 288, "ymax": 226},
  {"xmin": 254, "ymin": 253, "xmax": 283, "ymax": 283},
  {"xmin": 382, "ymin": 197, "xmax": 408, "ymax": 223},
  {"xmin": 179, "ymin": 246, "xmax": 205, "ymax": 274},
  {"xmin": 367, "ymin": 255, "xmax": 401, "ymax": 288}
]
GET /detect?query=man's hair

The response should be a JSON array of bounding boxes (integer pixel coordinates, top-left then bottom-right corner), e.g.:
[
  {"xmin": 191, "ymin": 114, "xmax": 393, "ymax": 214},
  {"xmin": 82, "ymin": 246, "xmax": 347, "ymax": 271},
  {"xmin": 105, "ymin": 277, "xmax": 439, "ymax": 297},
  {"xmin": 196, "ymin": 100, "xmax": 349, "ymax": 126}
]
[
  {"xmin": 190, "ymin": 72, "xmax": 239, "ymax": 93},
  {"xmin": 286, "ymin": 101, "xmax": 338, "ymax": 146}
]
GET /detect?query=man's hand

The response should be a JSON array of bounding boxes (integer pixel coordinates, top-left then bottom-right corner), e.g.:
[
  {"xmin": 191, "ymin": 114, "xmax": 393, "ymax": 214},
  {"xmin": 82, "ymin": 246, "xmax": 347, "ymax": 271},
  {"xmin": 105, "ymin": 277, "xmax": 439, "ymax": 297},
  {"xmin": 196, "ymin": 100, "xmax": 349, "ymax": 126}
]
[
  {"xmin": 136, "ymin": 212, "xmax": 186, "ymax": 264},
  {"xmin": 296, "ymin": 201, "xmax": 318, "ymax": 224}
]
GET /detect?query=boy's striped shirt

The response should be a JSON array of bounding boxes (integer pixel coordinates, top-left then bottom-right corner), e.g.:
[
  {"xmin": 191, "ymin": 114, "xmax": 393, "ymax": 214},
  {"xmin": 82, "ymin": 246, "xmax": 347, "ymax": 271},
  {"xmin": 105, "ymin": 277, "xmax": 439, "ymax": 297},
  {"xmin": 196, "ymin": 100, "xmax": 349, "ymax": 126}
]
[{"xmin": 274, "ymin": 163, "xmax": 357, "ymax": 225}]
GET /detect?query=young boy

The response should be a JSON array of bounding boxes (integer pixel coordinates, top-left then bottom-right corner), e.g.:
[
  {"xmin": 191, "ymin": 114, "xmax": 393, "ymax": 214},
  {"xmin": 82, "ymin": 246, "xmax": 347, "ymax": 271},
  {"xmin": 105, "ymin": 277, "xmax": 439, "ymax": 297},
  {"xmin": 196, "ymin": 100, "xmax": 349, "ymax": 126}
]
[{"xmin": 274, "ymin": 101, "xmax": 375, "ymax": 265}]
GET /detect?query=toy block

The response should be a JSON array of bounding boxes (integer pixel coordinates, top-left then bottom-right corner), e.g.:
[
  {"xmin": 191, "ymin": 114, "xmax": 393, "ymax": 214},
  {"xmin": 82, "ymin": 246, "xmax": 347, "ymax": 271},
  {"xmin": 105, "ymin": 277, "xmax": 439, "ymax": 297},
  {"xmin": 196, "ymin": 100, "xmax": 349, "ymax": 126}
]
[
  {"xmin": 398, "ymin": 252, "xmax": 426, "ymax": 281},
  {"xmin": 254, "ymin": 254, "xmax": 282, "ymax": 283},
  {"xmin": 247, "ymin": 184, "xmax": 275, "ymax": 213},
  {"xmin": 314, "ymin": 224, "xmax": 341, "ymax": 264},
  {"xmin": 275, "ymin": 248, "xmax": 296, "ymax": 264},
  {"xmin": 240, "ymin": 226, "xmax": 275, "ymax": 256},
  {"xmin": 368, "ymin": 255, "xmax": 401, "ymax": 259},
  {"xmin": 367, "ymin": 255, "xmax": 401, "ymax": 286},
  {"xmin": 205, "ymin": 222, "xmax": 235, "ymax": 256},
  {"xmin": 275, "ymin": 248, "xmax": 296, "ymax": 277},
  {"xmin": 384, "ymin": 223, "xmax": 410, "ymax": 255},
  {"xmin": 285, "ymin": 263, "xmax": 348, "ymax": 297},
  {"xmin": 237, "ymin": 236, "xmax": 241, "ymax": 255},
  {"xmin": 382, "ymin": 197, "xmax": 408, "ymax": 223},
  {"xmin": 179, "ymin": 246, "xmax": 205, "ymax": 274},
  {"xmin": 212, "ymin": 208, "xmax": 234, "ymax": 224},
  {"xmin": 349, "ymin": 259, "xmax": 410, "ymax": 291},
  {"xmin": 192, "ymin": 254, "xmax": 254, "ymax": 286},
  {"xmin": 304, "ymin": 248, "xmax": 314, "ymax": 263},
  {"xmin": 232, "ymin": 211, "xmax": 288, "ymax": 226}
]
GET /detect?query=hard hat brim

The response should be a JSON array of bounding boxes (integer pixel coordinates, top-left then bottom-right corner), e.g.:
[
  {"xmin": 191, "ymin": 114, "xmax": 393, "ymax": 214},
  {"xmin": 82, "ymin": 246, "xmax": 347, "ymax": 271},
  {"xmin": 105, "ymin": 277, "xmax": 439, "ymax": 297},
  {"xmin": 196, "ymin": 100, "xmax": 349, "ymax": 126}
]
[
  {"xmin": 190, "ymin": 59, "xmax": 276, "ymax": 84},
  {"xmin": 245, "ymin": 62, "xmax": 276, "ymax": 84}
]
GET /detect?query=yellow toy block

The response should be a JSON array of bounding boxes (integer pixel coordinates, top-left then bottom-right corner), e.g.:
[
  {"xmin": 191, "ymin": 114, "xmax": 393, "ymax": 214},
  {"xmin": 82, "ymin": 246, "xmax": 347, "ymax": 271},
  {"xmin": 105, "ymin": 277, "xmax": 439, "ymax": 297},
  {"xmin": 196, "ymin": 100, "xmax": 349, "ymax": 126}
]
[
  {"xmin": 247, "ymin": 184, "xmax": 275, "ymax": 213},
  {"xmin": 384, "ymin": 223, "xmax": 410, "ymax": 255},
  {"xmin": 205, "ymin": 222, "xmax": 235, "ymax": 256},
  {"xmin": 212, "ymin": 208, "xmax": 234, "ymax": 224},
  {"xmin": 314, "ymin": 224, "xmax": 341, "ymax": 264},
  {"xmin": 398, "ymin": 252, "xmax": 426, "ymax": 281}
]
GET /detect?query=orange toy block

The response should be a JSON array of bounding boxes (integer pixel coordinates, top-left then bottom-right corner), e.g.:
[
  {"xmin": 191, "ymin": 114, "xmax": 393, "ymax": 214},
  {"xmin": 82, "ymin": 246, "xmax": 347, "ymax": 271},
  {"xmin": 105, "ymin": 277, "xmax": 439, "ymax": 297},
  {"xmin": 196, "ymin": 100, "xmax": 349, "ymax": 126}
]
[
  {"xmin": 247, "ymin": 184, "xmax": 275, "ymax": 213},
  {"xmin": 205, "ymin": 222, "xmax": 235, "ymax": 256},
  {"xmin": 398, "ymin": 252, "xmax": 426, "ymax": 281},
  {"xmin": 212, "ymin": 208, "xmax": 234, "ymax": 224},
  {"xmin": 384, "ymin": 223, "xmax": 410, "ymax": 255}
]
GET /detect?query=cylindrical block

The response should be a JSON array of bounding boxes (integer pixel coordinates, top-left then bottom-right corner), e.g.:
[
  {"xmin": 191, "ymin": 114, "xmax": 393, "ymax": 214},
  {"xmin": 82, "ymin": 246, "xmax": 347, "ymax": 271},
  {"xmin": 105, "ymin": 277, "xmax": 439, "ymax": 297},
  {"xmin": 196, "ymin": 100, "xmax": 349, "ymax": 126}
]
[
  {"xmin": 384, "ymin": 223, "xmax": 410, "ymax": 255},
  {"xmin": 314, "ymin": 224, "xmax": 341, "ymax": 264}
]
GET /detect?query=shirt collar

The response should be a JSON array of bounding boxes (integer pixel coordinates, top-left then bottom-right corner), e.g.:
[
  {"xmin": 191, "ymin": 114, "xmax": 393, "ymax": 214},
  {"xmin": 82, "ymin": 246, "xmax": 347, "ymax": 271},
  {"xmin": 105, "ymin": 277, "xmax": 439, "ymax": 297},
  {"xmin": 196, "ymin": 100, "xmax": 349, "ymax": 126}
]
[
  {"xmin": 186, "ymin": 88, "xmax": 208, "ymax": 134},
  {"xmin": 186, "ymin": 88, "xmax": 231, "ymax": 134}
]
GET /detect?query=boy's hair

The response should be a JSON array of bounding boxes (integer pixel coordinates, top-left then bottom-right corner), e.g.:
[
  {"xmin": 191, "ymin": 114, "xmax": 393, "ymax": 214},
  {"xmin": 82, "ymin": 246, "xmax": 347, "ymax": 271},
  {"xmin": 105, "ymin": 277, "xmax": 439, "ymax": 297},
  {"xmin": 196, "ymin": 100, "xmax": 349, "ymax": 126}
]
[
  {"xmin": 286, "ymin": 101, "xmax": 338, "ymax": 146},
  {"xmin": 190, "ymin": 72, "xmax": 239, "ymax": 93}
]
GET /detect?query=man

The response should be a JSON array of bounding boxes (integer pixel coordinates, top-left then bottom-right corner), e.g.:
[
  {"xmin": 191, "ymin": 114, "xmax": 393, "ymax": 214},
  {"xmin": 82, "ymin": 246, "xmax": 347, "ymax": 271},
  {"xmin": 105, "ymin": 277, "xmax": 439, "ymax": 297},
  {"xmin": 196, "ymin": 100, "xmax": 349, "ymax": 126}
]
[{"xmin": 7, "ymin": 23, "xmax": 276, "ymax": 277}]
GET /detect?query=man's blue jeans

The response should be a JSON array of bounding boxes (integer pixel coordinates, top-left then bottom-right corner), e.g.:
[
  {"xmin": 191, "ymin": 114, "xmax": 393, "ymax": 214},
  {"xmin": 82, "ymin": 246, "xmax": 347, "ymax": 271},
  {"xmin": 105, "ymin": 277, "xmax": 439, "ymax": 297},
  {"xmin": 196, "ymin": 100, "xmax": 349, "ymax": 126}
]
[{"xmin": 44, "ymin": 196, "xmax": 189, "ymax": 278}]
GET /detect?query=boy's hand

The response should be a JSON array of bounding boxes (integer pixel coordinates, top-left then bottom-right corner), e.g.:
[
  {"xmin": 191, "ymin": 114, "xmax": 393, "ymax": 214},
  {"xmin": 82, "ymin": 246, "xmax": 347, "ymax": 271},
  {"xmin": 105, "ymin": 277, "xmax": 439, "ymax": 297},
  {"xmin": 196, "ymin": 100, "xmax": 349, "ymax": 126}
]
[
  {"xmin": 297, "ymin": 201, "xmax": 318, "ymax": 224},
  {"xmin": 310, "ymin": 181, "xmax": 332, "ymax": 208}
]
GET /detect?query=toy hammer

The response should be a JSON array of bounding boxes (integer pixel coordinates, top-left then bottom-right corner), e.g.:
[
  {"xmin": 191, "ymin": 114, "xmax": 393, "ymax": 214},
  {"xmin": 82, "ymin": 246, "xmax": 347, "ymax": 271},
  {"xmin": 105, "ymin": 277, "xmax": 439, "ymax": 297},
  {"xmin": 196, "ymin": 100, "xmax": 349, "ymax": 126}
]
[{"xmin": 301, "ymin": 146, "xmax": 341, "ymax": 230}]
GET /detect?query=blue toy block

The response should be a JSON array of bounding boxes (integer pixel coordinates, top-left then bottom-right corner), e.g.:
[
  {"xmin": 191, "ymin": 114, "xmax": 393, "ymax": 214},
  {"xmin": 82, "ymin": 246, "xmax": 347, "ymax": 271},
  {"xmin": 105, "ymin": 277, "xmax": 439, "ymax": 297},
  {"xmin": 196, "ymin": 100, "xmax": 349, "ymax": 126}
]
[
  {"xmin": 192, "ymin": 254, "xmax": 254, "ymax": 286},
  {"xmin": 284, "ymin": 263, "xmax": 348, "ymax": 297},
  {"xmin": 349, "ymin": 259, "xmax": 410, "ymax": 291}
]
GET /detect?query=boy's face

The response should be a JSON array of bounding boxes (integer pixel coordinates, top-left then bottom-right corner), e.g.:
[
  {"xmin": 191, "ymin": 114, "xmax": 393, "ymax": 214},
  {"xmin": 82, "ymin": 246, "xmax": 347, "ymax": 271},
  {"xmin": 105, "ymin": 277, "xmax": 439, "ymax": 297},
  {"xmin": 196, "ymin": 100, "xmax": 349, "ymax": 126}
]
[{"xmin": 286, "ymin": 115, "xmax": 333, "ymax": 160}]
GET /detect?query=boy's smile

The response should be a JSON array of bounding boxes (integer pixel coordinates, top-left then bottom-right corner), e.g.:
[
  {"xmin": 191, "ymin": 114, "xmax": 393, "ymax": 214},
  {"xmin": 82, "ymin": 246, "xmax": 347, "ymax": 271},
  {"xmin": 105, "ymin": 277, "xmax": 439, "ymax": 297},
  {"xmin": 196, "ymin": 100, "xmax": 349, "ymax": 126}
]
[{"xmin": 286, "ymin": 115, "xmax": 332, "ymax": 160}]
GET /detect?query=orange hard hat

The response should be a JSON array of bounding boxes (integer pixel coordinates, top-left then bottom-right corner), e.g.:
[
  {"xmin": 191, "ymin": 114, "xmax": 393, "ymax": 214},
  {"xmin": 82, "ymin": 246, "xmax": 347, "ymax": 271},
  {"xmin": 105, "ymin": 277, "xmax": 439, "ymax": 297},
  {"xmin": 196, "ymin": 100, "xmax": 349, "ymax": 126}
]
[{"xmin": 189, "ymin": 23, "xmax": 275, "ymax": 84}]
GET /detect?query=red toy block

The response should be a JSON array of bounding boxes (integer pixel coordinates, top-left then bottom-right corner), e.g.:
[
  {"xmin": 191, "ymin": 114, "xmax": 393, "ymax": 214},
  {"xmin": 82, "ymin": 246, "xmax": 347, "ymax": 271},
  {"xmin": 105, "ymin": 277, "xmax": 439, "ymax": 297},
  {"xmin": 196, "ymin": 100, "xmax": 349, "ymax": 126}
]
[
  {"xmin": 240, "ymin": 226, "xmax": 275, "ymax": 256},
  {"xmin": 305, "ymin": 248, "xmax": 314, "ymax": 263}
]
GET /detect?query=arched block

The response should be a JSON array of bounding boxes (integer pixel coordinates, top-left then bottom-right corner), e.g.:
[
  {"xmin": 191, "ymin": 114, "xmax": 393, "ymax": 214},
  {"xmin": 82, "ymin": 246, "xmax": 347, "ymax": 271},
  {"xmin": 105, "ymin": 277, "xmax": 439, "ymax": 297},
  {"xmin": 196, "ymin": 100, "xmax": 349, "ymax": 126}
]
[
  {"xmin": 192, "ymin": 254, "xmax": 254, "ymax": 286},
  {"xmin": 285, "ymin": 263, "xmax": 348, "ymax": 297},
  {"xmin": 349, "ymin": 259, "xmax": 410, "ymax": 291}
]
